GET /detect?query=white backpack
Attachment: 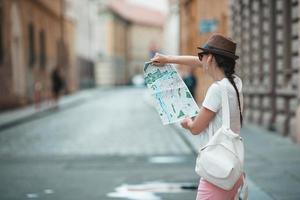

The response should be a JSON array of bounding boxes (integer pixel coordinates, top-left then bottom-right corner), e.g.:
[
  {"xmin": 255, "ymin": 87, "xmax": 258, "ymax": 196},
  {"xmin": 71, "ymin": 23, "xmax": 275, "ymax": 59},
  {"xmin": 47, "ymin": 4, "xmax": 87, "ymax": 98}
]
[{"xmin": 195, "ymin": 81, "xmax": 246, "ymax": 192}]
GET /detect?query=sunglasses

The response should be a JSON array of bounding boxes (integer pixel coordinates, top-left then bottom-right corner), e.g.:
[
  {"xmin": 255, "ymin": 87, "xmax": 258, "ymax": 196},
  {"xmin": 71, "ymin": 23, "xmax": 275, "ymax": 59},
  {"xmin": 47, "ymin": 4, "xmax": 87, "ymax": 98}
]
[{"xmin": 198, "ymin": 52, "xmax": 209, "ymax": 61}]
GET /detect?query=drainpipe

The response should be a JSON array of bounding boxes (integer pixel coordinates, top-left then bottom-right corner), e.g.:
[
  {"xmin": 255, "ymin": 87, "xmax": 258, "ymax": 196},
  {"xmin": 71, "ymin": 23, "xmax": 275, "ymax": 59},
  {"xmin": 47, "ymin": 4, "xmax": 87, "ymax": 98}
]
[
  {"xmin": 269, "ymin": 0, "xmax": 277, "ymax": 131},
  {"xmin": 295, "ymin": 1, "xmax": 300, "ymax": 143}
]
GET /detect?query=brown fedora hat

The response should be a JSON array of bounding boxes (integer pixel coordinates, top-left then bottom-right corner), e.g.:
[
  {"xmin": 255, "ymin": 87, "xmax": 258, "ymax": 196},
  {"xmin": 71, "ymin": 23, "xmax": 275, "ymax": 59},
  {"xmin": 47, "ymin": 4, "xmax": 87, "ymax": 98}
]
[{"xmin": 197, "ymin": 33, "xmax": 239, "ymax": 60}]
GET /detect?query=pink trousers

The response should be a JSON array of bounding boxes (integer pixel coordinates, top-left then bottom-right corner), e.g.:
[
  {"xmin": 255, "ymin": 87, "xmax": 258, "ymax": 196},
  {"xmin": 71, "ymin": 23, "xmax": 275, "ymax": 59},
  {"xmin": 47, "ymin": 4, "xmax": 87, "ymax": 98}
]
[{"xmin": 196, "ymin": 175, "xmax": 243, "ymax": 200}]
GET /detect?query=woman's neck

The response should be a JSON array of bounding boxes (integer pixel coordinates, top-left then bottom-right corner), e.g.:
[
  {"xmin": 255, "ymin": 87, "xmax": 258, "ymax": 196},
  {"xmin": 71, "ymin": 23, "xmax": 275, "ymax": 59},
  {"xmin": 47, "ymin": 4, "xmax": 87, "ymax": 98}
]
[{"xmin": 211, "ymin": 70, "xmax": 226, "ymax": 81}]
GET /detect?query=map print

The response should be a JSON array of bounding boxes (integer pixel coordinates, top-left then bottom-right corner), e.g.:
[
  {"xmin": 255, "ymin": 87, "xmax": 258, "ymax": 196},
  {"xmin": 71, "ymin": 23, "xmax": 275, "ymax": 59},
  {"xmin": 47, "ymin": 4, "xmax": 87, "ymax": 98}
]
[{"xmin": 144, "ymin": 62, "xmax": 200, "ymax": 125}]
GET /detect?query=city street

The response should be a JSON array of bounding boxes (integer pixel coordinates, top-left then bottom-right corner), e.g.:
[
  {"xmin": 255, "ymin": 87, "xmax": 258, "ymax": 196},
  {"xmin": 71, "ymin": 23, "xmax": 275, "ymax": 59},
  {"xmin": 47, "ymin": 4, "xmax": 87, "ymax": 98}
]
[
  {"xmin": 2, "ymin": 87, "xmax": 300, "ymax": 200},
  {"xmin": 2, "ymin": 0, "xmax": 300, "ymax": 199},
  {"xmin": 0, "ymin": 87, "xmax": 198, "ymax": 200}
]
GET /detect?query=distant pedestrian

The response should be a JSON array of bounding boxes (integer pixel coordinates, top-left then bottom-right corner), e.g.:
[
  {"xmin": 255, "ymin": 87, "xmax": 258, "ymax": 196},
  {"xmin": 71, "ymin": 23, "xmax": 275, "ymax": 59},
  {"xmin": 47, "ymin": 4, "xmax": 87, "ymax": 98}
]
[
  {"xmin": 183, "ymin": 73, "xmax": 197, "ymax": 98},
  {"xmin": 151, "ymin": 33, "xmax": 246, "ymax": 200},
  {"xmin": 51, "ymin": 66, "xmax": 64, "ymax": 107}
]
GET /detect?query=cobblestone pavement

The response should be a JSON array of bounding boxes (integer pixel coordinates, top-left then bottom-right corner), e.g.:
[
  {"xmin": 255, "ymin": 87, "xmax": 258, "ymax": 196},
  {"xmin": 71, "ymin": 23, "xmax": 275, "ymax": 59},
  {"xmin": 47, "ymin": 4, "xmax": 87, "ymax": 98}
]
[
  {"xmin": 0, "ymin": 88, "xmax": 192, "ymax": 157},
  {"xmin": 1, "ymin": 87, "xmax": 299, "ymax": 200},
  {"xmin": 0, "ymin": 87, "xmax": 198, "ymax": 200}
]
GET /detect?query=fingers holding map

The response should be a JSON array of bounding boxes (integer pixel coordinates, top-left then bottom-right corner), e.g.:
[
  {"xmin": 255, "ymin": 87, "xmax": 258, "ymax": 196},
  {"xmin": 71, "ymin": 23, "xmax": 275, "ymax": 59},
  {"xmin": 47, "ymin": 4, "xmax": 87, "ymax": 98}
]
[{"xmin": 144, "ymin": 61, "xmax": 200, "ymax": 125}]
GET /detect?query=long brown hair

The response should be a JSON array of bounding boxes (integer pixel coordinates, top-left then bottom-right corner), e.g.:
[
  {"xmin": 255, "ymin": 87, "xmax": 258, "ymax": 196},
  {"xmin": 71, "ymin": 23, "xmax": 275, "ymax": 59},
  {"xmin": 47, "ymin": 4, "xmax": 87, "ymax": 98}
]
[{"xmin": 213, "ymin": 54, "xmax": 243, "ymax": 126}]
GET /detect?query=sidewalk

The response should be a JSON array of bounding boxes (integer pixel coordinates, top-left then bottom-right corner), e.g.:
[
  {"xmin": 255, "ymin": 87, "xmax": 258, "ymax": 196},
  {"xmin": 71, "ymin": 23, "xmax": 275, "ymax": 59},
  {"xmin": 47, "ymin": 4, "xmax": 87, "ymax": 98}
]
[
  {"xmin": 0, "ymin": 88, "xmax": 101, "ymax": 131},
  {"xmin": 172, "ymin": 123, "xmax": 300, "ymax": 200}
]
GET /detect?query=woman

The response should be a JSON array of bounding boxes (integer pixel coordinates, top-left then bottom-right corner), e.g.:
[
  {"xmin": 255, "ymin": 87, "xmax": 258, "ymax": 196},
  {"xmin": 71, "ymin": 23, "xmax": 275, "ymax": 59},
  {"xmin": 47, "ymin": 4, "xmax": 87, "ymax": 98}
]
[
  {"xmin": 151, "ymin": 33, "xmax": 244, "ymax": 200},
  {"xmin": 51, "ymin": 67, "xmax": 64, "ymax": 107}
]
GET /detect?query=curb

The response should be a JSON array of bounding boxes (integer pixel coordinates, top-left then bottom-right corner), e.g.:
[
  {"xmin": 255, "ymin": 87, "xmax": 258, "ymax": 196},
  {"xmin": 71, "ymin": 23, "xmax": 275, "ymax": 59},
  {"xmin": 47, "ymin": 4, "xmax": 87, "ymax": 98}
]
[
  {"xmin": 0, "ymin": 99, "xmax": 86, "ymax": 131},
  {"xmin": 0, "ymin": 89, "xmax": 101, "ymax": 131}
]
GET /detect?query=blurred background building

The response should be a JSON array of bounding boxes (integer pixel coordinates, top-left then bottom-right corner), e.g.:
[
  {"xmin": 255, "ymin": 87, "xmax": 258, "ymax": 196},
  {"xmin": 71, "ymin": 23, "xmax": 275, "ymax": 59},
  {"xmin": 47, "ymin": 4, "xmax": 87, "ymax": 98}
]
[
  {"xmin": 95, "ymin": 0, "xmax": 165, "ymax": 86},
  {"xmin": 0, "ymin": 0, "xmax": 176, "ymax": 105},
  {"xmin": 68, "ymin": 0, "xmax": 171, "ymax": 86},
  {"xmin": 0, "ymin": 0, "xmax": 77, "ymax": 110},
  {"xmin": 229, "ymin": 0, "xmax": 300, "ymax": 143},
  {"xmin": 178, "ymin": 0, "xmax": 300, "ymax": 143},
  {"xmin": 1, "ymin": 0, "xmax": 300, "ymax": 144},
  {"xmin": 178, "ymin": 0, "xmax": 229, "ymax": 103},
  {"xmin": 66, "ymin": 0, "xmax": 97, "ymax": 89}
]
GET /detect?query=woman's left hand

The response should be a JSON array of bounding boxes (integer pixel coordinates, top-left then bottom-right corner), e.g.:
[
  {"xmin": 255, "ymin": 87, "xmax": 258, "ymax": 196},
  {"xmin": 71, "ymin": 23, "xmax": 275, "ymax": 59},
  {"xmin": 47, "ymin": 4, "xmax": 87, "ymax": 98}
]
[{"xmin": 181, "ymin": 117, "xmax": 193, "ymax": 130}]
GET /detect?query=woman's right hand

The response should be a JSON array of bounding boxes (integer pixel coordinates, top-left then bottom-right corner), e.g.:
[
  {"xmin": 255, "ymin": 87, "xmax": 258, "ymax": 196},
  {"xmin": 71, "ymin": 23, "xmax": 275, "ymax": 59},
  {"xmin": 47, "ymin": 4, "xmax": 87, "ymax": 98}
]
[
  {"xmin": 150, "ymin": 53, "xmax": 170, "ymax": 65},
  {"xmin": 181, "ymin": 117, "xmax": 193, "ymax": 130}
]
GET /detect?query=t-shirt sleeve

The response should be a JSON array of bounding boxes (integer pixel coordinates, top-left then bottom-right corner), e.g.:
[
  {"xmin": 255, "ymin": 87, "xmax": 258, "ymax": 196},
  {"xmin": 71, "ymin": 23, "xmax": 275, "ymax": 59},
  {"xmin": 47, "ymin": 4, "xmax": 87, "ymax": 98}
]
[{"xmin": 202, "ymin": 83, "xmax": 221, "ymax": 112}]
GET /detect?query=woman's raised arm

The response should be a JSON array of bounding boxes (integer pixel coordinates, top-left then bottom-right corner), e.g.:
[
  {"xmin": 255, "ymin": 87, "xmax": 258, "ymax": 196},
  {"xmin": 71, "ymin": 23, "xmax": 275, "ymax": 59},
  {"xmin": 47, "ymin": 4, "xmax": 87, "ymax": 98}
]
[{"xmin": 151, "ymin": 53, "xmax": 202, "ymax": 68}]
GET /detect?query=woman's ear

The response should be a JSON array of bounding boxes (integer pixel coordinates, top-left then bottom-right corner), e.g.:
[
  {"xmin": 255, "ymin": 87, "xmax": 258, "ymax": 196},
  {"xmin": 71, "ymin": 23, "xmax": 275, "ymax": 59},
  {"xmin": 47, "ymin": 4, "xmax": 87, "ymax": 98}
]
[{"xmin": 207, "ymin": 54, "xmax": 213, "ymax": 63}]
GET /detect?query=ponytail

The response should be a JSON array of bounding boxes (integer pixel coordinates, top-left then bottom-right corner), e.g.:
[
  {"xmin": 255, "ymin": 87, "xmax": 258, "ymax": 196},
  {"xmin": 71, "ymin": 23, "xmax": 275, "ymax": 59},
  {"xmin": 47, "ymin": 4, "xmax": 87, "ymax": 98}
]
[{"xmin": 214, "ymin": 54, "xmax": 243, "ymax": 126}]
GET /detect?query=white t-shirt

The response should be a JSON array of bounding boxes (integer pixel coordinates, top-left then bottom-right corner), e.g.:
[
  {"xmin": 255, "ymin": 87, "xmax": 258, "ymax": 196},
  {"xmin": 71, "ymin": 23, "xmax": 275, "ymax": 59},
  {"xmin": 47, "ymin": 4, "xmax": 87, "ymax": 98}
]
[{"xmin": 197, "ymin": 75, "xmax": 243, "ymax": 147}]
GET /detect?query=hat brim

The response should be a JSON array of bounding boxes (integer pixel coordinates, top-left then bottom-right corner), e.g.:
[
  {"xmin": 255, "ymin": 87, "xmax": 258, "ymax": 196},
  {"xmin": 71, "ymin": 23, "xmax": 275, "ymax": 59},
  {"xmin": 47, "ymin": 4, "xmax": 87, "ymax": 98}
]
[{"xmin": 197, "ymin": 47, "xmax": 239, "ymax": 60}]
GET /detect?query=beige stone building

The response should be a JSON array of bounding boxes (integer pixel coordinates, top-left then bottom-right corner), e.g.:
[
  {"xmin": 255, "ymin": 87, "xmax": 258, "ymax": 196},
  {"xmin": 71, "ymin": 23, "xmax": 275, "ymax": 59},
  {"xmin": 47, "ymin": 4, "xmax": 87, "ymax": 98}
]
[
  {"xmin": 0, "ymin": 0, "xmax": 77, "ymax": 110},
  {"xmin": 95, "ymin": 0, "xmax": 165, "ymax": 86},
  {"xmin": 230, "ymin": 0, "xmax": 300, "ymax": 142},
  {"xmin": 128, "ymin": 24, "xmax": 164, "ymax": 78}
]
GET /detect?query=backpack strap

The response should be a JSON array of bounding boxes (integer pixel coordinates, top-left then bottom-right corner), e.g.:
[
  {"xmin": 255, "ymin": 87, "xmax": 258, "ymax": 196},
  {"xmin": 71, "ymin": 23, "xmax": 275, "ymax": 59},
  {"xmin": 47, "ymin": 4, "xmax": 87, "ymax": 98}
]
[
  {"xmin": 208, "ymin": 81, "xmax": 231, "ymax": 140},
  {"xmin": 217, "ymin": 80, "xmax": 231, "ymax": 129}
]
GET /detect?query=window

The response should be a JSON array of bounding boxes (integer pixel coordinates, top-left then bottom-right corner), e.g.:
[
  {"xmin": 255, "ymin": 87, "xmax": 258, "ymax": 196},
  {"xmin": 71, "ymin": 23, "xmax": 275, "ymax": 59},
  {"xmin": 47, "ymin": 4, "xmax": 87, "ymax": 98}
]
[
  {"xmin": 39, "ymin": 30, "xmax": 46, "ymax": 68},
  {"xmin": 28, "ymin": 23, "xmax": 35, "ymax": 67},
  {"xmin": 0, "ymin": 0, "xmax": 3, "ymax": 63}
]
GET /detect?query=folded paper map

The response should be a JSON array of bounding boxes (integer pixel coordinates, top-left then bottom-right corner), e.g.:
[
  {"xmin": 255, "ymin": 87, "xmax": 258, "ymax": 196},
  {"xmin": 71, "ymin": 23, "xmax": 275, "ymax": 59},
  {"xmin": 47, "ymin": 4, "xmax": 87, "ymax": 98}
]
[{"xmin": 144, "ymin": 62, "xmax": 200, "ymax": 125}]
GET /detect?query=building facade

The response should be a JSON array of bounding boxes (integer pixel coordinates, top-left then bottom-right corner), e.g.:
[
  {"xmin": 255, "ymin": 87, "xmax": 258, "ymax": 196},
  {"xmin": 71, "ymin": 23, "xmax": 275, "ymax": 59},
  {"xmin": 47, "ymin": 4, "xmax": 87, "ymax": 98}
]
[
  {"xmin": 66, "ymin": 0, "xmax": 101, "ymax": 89},
  {"xmin": 163, "ymin": 0, "xmax": 180, "ymax": 56},
  {"xmin": 128, "ymin": 23, "xmax": 164, "ymax": 79},
  {"xmin": 96, "ymin": 9, "xmax": 129, "ymax": 86},
  {"xmin": 179, "ymin": 0, "xmax": 229, "ymax": 103},
  {"xmin": 230, "ymin": 0, "xmax": 300, "ymax": 142},
  {"xmin": 94, "ymin": 0, "xmax": 165, "ymax": 86},
  {"xmin": 0, "ymin": 0, "xmax": 77, "ymax": 110}
]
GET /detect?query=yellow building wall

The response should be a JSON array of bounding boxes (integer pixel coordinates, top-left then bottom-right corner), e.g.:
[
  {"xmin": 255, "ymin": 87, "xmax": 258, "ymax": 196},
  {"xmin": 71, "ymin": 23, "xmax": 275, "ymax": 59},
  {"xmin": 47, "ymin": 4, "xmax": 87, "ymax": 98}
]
[
  {"xmin": 112, "ymin": 16, "xmax": 128, "ymax": 85},
  {"xmin": 37, "ymin": 0, "xmax": 63, "ymax": 17},
  {"xmin": 0, "ymin": 0, "xmax": 76, "ymax": 108},
  {"xmin": 179, "ymin": 0, "xmax": 229, "ymax": 104},
  {"xmin": 20, "ymin": 0, "xmax": 76, "ymax": 95}
]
